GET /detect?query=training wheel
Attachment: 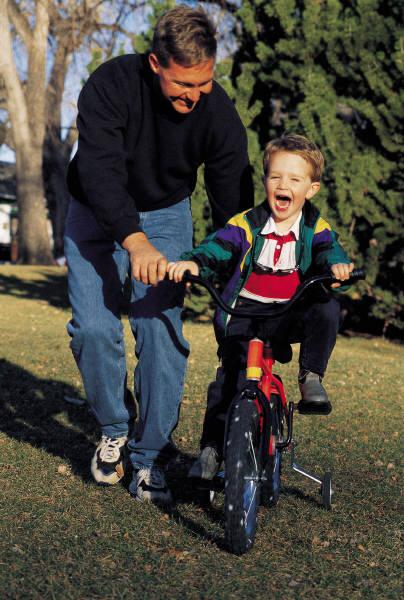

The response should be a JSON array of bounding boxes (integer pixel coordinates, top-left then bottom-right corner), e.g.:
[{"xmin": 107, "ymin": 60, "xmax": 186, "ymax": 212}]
[{"xmin": 321, "ymin": 472, "xmax": 333, "ymax": 510}]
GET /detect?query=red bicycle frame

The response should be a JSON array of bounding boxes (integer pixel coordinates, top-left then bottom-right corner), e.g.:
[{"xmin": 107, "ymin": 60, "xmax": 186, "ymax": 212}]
[{"xmin": 245, "ymin": 338, "xmax": 289, "ymax": 456}]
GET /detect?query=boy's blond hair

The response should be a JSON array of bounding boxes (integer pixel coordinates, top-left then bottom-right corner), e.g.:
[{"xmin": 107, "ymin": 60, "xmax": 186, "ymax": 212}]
[
  {"xmin": 263, "ymin": 134, "xmax": 325, "ymax": 182},
  {"xmin": 152, "ymin": 6, "xmax": 217, "ymax": 68}
]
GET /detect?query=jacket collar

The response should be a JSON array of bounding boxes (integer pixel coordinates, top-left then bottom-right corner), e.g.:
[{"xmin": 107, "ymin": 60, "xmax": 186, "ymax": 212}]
[
  {"xmin": 245, "ymin": 199, "xmax": 319, "ymax": 231},
  {"xmin": 261, "ymin": 212, "xmax": 302, "ymax": 239}
]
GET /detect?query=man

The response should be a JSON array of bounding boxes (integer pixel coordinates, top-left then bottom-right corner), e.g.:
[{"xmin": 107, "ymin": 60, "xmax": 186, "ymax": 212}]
[{"xmin": 65, "ymin": 5, "xmax": 253, "ymax": 503}]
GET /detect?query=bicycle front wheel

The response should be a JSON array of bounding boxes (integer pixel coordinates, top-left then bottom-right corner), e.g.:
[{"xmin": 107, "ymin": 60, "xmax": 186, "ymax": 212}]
[
  {"xmin": 224, "ymin": 393, "xmax": 263, "ymax": 554},
  {"xmin": 261, "ymin": 393, "xmax": 283, "ymax": 507}
]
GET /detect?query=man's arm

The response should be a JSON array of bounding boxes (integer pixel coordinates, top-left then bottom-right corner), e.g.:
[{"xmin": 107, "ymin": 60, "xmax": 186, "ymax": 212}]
[
  {"xmin": 203, "ymin": 88, "xmax": 254, "ymax": 228},
  {"xmin": 69, "ymin": 59, "xmax": 165, "ymax": 284},
  {"xmin": 70, "ymin": 66, "xmax": 141, "ymax": 243}
]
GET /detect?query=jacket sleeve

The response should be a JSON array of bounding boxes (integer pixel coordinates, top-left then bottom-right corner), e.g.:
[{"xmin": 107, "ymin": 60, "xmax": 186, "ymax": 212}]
[
  {"xmin": 181, "ymin": 214, "xmax": 250, "ymax": 280},
  {"xmin": 312, "ymin": 217, "xmax": 351, "ymax": 268},
  {"xmin": 68, "ymin": 68, "xmax": 142, "ymax": 242},
  {"xmin": 203, "ymin": 88, "xmax": 254, "ymax": 228}
]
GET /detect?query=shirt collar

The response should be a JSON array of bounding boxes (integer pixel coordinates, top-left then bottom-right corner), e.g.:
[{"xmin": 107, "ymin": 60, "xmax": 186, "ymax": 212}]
[{"xmin": 261, "ymin": 211, "xmax": 302, "ymax": 240}]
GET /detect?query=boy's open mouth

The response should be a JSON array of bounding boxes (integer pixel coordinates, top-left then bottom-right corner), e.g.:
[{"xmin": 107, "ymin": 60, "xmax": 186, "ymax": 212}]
[{"xmin": 275, "ymin": 194, "xmax": 291, "ymax": 210}]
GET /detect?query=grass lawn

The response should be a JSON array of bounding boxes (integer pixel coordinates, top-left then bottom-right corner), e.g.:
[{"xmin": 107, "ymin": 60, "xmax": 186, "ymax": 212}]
[{"xmin": 0, "ymin": 266, "xmax": 402, "ymax": 599}]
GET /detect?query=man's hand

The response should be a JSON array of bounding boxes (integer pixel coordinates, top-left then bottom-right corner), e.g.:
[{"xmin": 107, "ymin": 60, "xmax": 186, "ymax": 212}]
[
  {"xmin": 331, "ymin": 262, "xmax": 354, "ymax": 288},
  {"xmin": 122, "ymin": 232, "xmax": 168, "ymax": 286},
  {"xmin": 167, "ymin": 260, "xmax": 199, "ymax": 283}
]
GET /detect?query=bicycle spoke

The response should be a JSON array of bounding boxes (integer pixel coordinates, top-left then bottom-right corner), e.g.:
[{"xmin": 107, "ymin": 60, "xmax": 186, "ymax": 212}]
[
  {"xmin": 248, "ymin": 430, "xmax": 258, "ymax": 472},
  {"xmin": 244, "ymin": 484, "xmax": 257, "ymax": 520}
]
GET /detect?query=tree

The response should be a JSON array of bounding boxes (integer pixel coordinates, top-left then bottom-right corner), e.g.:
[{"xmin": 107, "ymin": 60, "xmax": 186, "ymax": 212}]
[
  {"xmin": 229, "ymin": 0, "xmax": 403, "ymax": 336},
  {"xmin": 43, "ymin": 1, "xmax": 149, "ymax": 257},
  {"xmin": 0, "ymin": 0, "xmax": 53, "ymax": 263},
  {"xmin": 0, "ymin": 0, "xmax": 143, "ymax": 263}
]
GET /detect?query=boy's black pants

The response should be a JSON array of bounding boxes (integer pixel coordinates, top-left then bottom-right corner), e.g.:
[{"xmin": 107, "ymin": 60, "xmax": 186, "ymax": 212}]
[{"xmin": 200, "ymin": 294, "xmax": 341, "ymax": 453}]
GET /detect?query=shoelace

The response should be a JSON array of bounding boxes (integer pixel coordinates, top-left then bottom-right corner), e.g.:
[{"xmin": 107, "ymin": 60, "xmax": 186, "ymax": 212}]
[
  {"xmin": 137, "ymin": 466, "xmax": 165, "ymax": 488},
  {"xmin": 99, "ymin": 436, "xmax": 124, "ymax": 462}
]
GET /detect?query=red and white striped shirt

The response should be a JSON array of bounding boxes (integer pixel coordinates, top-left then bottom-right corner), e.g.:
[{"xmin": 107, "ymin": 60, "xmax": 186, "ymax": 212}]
[{"xmin": 240, "ymin": 213, "xmax": 302, "ymax": 303}]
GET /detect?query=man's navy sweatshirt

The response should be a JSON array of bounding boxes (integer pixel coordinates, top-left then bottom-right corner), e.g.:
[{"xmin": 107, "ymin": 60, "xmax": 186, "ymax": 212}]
[{"xmin": 67, "ymin": 54, "xmax": 254, "ymax": 243}]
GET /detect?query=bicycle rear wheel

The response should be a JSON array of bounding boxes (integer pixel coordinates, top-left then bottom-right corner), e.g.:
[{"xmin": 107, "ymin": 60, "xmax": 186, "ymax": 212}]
[{"xmin": 224, "ymin": 393, "xmax": 263, "ymax": 554}]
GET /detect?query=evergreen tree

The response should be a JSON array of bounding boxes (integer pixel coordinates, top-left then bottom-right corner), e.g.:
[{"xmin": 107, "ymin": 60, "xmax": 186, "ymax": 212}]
[{"xmin": 230, "ymin": 0, "xmax": 403, "ymax": 336}]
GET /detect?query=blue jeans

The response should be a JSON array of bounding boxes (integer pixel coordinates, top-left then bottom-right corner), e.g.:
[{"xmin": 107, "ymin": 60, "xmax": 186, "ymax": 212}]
[{"xmin": 64, "ymin": 198, "xmax": 193, "ymax": 468}]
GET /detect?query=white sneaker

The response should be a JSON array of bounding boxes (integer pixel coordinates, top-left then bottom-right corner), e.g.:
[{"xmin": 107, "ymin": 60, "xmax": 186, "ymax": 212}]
[
  {"xmin": 91, "ymin": 435, "xmax": 128, "ymax": 485},
  {"xmin": 129, "ymin": 465, "xmax": 172, "ymax": 504}
]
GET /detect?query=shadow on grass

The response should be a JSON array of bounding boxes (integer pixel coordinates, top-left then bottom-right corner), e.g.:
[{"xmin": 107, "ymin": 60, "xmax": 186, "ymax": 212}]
[
  {"xmin": 282, "ymin": 485, "xmax": 325, "ymax": 508},
  {"xmin": 160, "ymin": 457, "xmax": 228, "ymax": 550},
  {"xmin": 0, "ymin": 358, "xmax": 96, "ymax": 481},
  {"xmin": 160, "ymin": 457, "xmax": 325, "ymax": 551},
  {"xmin": 0, "ymin": 269, "xmax": 69, "ymax": 309}
]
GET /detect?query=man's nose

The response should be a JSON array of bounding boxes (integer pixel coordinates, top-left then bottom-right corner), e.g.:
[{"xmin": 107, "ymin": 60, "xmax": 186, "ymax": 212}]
[{"xmin": 186, "ymin": 88, "xmax": 201, "ymax": 103}]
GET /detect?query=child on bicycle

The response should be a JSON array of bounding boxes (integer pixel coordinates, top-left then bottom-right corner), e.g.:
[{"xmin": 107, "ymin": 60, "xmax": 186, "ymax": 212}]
[{"xmin": 167, "ymin": 134, "xmax": 354, "ymax": 480}]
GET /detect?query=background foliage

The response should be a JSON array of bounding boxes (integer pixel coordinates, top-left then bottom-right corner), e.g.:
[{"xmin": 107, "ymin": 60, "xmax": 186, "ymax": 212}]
[
  {"xmin": 175, "ymin": 0, "xmax": 404, "ymax": 337},
  {"xmin": 227, "ymin": 0, "xmax": 403, "ymax": 337},
  {"xmin": 3, "ymin": 0, "xmax": 401, "ymax": 336}
]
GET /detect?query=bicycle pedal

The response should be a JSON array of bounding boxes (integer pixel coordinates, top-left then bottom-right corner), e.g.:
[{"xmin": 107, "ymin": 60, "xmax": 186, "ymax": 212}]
[{"xmin": 297, "ymin": 400, "xmax": 332, "ymax": 415}]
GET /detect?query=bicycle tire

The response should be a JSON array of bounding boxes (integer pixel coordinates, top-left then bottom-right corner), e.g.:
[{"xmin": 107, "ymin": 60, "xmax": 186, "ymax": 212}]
[
  {"xmin": 224, "ymin": 393, "xmax": 263, "ymax": 555},
  {"xmin": 261, "ymin": 394, "xmax": 283, "ymax": 506},
  {"xmin": 321, "ymin": 472, "xmax": 333, "ymax": 510}
]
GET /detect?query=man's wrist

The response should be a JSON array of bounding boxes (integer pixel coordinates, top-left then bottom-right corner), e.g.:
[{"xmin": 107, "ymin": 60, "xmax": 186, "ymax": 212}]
[{"xmin": 122, "ymin": 231, "xmax": 148, "ymax": 253}]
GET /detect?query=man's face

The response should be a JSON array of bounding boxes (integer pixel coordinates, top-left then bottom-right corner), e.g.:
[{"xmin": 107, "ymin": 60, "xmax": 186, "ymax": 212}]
[
  {"xmin": 265, "ymin": 151, "xmax": 320, "ymax": 225},
  {"xmin": 149, "ymin": 53, "xmax": 215, "ymax": 114}
]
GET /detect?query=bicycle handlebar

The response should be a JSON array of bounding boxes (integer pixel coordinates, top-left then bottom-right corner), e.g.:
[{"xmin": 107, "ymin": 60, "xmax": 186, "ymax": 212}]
[{"xmin": 183, "ymin": 268, "xmax": 366, "ymax": 319}]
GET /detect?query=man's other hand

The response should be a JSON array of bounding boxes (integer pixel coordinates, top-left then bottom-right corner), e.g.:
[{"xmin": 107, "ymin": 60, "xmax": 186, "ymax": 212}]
[{"xmin": 122, "ymin": 232, "xmax": 168, "ymax": 286}]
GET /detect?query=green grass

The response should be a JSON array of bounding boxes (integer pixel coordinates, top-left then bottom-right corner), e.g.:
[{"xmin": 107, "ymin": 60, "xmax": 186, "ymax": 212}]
[{"xmin": 0, "ymin": 266, "xmax": 402, "ymax": 599}]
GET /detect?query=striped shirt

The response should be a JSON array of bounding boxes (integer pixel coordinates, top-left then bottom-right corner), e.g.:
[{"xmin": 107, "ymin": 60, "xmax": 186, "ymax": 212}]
[{"xmin": 240, "ymin": 213, "xmax": 302, "ymax": 303}]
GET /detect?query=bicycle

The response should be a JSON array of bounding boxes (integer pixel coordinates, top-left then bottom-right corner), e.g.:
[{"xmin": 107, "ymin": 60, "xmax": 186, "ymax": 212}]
[{"xmin": 183, "ymin": 268, "xmax": 366, "ymax": 555}]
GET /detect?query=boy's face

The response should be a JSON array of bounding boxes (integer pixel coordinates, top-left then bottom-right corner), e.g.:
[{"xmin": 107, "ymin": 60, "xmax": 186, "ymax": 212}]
[
  {"xmin": 149, "ymin": 54, "xmax": 215, "ymax": 114},
  {"xmin": 264, "ymin": 151, "xmax": 320, "ymax": 225}
]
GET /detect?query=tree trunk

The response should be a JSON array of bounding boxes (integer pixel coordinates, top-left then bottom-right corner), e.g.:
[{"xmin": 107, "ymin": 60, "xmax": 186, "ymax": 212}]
[
  {"xmin": 16, "ymin": 148, "xmax": 53, "ymax": 264},
  {"xmin": 0, "ymin": 0, "xmax": 53, "ymax": 264}
]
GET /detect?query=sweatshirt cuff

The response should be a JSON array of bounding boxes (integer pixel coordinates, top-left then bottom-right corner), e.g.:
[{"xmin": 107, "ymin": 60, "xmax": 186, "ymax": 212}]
[{"xmin": 112, "ymin": 217, "xmax": 143, "ymax": 244}]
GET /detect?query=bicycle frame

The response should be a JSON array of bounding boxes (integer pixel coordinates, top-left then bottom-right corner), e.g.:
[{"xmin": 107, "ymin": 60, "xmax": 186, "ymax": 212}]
[{"xmin": 244, "ymin": 338, "xmax": 294, "ymax": 461}]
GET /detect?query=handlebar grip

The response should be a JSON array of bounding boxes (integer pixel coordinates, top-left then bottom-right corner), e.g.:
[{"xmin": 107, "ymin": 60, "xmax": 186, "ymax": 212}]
[
  {"xmin": 183, "ymin": 271, "xmax": 199, "ymax": 284},
  {"xmin": 347, "ymin": 268, "xmax": 366, "ymax": 282}
]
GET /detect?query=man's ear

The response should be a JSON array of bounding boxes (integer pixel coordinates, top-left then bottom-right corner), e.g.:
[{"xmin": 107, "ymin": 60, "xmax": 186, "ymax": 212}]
[
  {"xmin": 306, "ymin": 181, "xmax": 321, "ymax": 199},
  {"xmin": 148, "ymin": 53, "xmax": 160, "ymax": 75}
]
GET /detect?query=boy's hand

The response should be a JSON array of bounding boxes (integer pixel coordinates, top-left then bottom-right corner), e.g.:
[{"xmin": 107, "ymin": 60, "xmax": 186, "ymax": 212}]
[
  {"xmin": 167, "ymin": 260, "xmax": 199, "ymax": 283},
  {"xmin": 331, "ymin": 263, "xmax": 354, "ymax": 287}
]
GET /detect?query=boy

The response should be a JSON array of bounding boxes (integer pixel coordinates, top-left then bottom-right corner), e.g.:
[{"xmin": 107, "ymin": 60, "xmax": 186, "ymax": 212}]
[{"xmin": 168, "ymin": 134, "xmax": 353, "ymax": 480}]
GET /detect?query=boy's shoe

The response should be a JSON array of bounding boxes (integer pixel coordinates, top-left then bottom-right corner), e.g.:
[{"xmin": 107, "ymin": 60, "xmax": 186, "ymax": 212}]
[
  {"xmin": 91, "ymin": 435, "xmax": 128, "ymax": 485},
  {"xmin": 188, "ymin": 446, "xmax": 221, "ymax": 480},
  {"xmin": 129, "ymin": 465, "xmax": 172, "ymax": 504},
  {"xmin": 298, "ymin": 370, "xmax": 332, "ymax": 415}
]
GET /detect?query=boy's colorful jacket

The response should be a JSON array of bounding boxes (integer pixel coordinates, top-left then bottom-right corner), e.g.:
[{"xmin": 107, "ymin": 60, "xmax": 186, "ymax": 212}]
[{"xmin": 182, "ymin": 200, "xmax": 351, "ymax": 340}]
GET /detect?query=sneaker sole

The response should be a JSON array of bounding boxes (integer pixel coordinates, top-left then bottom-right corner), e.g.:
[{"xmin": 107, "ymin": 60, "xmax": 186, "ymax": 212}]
[
  {"xmin": 91, "ymin": 457, "xmax": 127, "ymax": 486},
  {"xmin": 130, "ymin": 489, "xmax": 173, "ymax": 505}
]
